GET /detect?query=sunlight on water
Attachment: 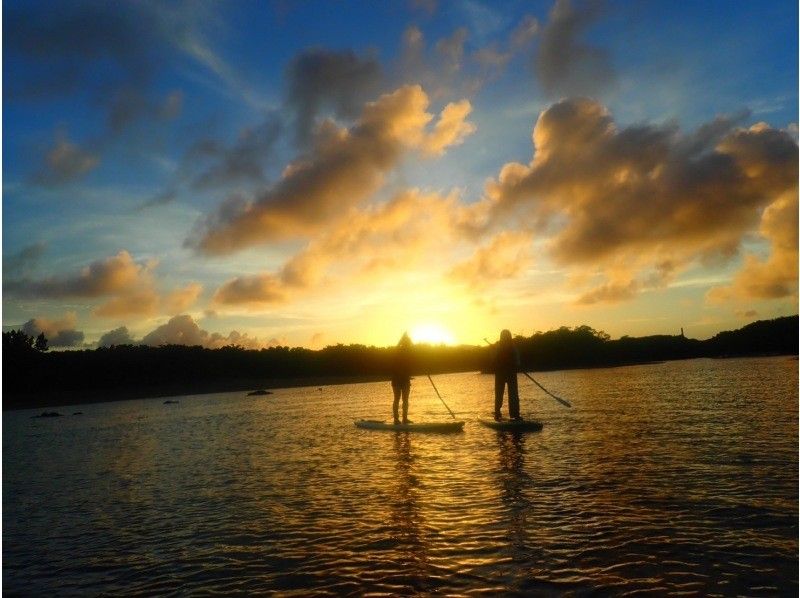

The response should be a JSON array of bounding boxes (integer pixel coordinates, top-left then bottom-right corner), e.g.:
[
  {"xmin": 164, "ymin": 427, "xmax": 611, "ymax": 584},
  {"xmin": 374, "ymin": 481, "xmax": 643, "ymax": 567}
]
[{"xmin": 4, "ymin": 357, "xmax": 798, "ymax": 595}]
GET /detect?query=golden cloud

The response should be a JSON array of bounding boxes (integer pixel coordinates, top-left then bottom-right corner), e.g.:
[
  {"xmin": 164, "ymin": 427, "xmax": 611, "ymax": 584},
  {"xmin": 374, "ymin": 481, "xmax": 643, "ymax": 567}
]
[
  {"xmin": 211, "ymin": 189, "xmax": 463, "ymax": 307},
  {"xmin": 191, "ymin": 85, "xmax": 475, "ymax": 255},
  {"xmin": 475, "ymin": 98, "xmax": 798, "ymax": 304},
  {"xmin": 6, "ymin": 249, "xmax": 204, "ymax": 319},
  {"xmin": 448, "ymin": 231, "xmax": 532, "ymax": 290}
]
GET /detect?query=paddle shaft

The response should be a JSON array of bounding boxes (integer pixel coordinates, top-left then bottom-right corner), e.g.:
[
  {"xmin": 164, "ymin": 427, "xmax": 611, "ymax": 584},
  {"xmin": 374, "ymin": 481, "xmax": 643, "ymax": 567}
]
[
  {"xmin": 483, "ymin": 338, "xmax": 571, "ymax": 409},
  {"xmin": 426, "ymin": 374, "xmax": 457, "ymax": 419},
  {"xmin": 521, "ymin": 371, "xmax": 571, "ymax": 408}
]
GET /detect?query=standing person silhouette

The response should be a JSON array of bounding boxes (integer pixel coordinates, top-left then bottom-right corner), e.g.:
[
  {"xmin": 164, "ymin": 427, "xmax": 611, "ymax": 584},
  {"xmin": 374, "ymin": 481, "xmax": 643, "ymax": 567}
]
[
  {"xmin": 494, "ymin": 329, "xmax": 521, "ymax": 421},
  {"xmin": 392, "ymin": 333, "xmax": 413, "ymax": 425}
]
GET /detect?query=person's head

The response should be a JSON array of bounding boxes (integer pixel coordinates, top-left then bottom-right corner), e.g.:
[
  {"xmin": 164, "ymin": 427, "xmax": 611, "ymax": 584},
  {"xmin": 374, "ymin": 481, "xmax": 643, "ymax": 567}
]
[
  {"xmin": 398, "ymin": 332, "xmax": 412, "ymax": 348},
  {"xmin": 499, "ymin": 329, "xmax": 512, "ymax": 342}
]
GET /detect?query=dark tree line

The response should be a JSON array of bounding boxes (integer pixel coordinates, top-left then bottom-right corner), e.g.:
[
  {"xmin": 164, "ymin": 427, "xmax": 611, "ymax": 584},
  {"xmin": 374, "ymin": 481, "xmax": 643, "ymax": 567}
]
[{"xmin": 3, "ymin": 315, "xmax": 796, "ymax": 410}]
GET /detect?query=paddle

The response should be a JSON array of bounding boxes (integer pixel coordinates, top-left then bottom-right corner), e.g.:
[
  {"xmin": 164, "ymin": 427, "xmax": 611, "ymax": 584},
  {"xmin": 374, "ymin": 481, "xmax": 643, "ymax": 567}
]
[
  {"xmin": 521, "ymin": 371, "xmax": 571, "ymax": 408},
  {"xmin": 483, "ymin": 337, "xmax": 572, "ymax": 409},
  {"xmin": 426, "ymin": 374, "xmax": 458, "ymax": 420}
]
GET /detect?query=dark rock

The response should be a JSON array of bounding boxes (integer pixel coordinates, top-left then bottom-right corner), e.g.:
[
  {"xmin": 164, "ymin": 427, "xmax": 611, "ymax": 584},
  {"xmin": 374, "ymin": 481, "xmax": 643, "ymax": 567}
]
[
  {"xmin": 32, "ymin": 411, "xmax": 63, "ymax": 418},
  {"xmin": 247, "ymin": 389, "xmax": 272, "ymax": 396},
  {"xmin": 163, "ymin": 400, "xmax": 179, "ymax": 404}
]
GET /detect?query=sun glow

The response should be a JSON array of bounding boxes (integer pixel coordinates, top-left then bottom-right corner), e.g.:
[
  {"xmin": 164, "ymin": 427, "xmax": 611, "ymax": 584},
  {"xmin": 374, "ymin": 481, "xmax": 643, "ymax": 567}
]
[{"xmin": 409, "ymin": 323, "xmax": 456, "ymax": 345}]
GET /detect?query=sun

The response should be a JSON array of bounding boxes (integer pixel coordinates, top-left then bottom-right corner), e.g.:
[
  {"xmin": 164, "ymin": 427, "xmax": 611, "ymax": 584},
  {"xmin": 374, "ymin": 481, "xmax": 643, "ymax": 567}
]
[{"xmin": 409, "ymin": 323, "xmax": 456, "ymax": 345}]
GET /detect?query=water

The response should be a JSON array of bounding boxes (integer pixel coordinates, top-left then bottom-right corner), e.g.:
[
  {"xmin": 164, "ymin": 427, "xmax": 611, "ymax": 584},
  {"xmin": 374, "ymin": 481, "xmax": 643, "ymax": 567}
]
[{"xmin": 4, "ymin": 356, "xmax": 797, "ymax": 596}]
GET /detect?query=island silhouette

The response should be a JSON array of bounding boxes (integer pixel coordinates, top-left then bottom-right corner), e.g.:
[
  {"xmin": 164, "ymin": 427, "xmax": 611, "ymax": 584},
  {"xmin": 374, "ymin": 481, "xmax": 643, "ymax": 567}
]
[{"xmin": 3, "ymin": 315, "xmax": 796, "ymax": 410}]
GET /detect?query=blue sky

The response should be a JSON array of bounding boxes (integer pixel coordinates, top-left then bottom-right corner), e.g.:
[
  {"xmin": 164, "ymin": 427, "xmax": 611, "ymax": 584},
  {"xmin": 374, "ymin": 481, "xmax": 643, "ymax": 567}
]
[{"xmin": 3, "ymin": 0, "xmax": 797, "ymax": 349}]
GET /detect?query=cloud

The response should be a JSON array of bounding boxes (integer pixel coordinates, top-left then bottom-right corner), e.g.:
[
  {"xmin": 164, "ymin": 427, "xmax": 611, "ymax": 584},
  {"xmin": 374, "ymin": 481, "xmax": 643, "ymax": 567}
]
[
  {"xmin": 575, "ymin": 280, "xmax": 638, "ymax": 305},
  {"xmin": 286, "ymin": 48, "xmax": 383, "ymax": 146},
  {"xmin": 422, "ymin": 99, "xmax": 477, "ymax": 155},
  {"xmin": 141, "ymin": 314, "xmax": 209, "ymax": 346},
  {"xmin": 5, "ymin": 250, "xmax": 203, "ymax": 318},
  {"xmin": 190, "ymin": 85, "xmax": 475, "ymax": 255},
  {"xmin": 21, "ymin": 312, "xmax": 85, "ymax": 347},
  {"xmin": 535, "ymin": 0, "xmax": 615, "ymax": 98},
  {"xmin": 448, "ymin": 231, "xmax": 532, "ymax": 289},
  {"xmin": 4, "ymin": 242, "xmax": 47, "ymax": 277},
  {"xmin": 188, "ymin": 116, "xmax": 283, "ymax": 189},
  {"xmin": 98, "ymin": 326, "xmax": 135, "ymax": 347},
  {"xmin": 140, "ymin": 314, "xmax": 266, "ymax": 349},
  {"xmin": 107, "ymin": 88, "xmax": 184, "ymax": 133},
  {"xmin": 164, "ymin": 283, "xmax": 204, "ymax": 314},
  {"xmin": 94, "ymin": 289, "xmax": 160, "ymax": 318},
  {"xmin": 5, "ymin": 251, "xmax": 152, "ymax": 298},
  {"xmin": 474, "ymin": 98, "xmax": 798, "ymax": 303},
  {"xmin": 34, "ymin": 132, "xmax": 100, "ymax": 185},
  {"xmin": 212, "ymin": 188, "xmax": 464, "ymax": 307},
  {"xmin": 708, "ymin": 188, "xmax": 798, "ymax": 302},
  {"xmin": 212, "ymin": 274, "xmax": 287, "ymax": 307}
]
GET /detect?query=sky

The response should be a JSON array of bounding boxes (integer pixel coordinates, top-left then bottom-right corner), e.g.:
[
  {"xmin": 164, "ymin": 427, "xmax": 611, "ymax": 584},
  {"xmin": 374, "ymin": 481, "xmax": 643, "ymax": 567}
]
[{"xmin": 2, "ymin": 0, "xmax": 798, "ymax": 350}]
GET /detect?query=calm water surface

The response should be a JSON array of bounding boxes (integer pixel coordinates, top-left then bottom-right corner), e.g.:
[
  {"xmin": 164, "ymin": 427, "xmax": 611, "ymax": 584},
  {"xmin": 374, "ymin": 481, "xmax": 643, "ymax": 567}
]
[{"xmin": 4, "ymin": 357, "xmax": 798, "ymax": 596}]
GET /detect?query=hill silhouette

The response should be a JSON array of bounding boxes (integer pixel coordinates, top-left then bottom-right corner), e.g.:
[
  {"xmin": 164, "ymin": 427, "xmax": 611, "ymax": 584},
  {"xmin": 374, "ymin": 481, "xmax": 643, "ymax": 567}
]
[{"xmin": 3, "ymin": 315, "xmax": 797, "ymax": 410}]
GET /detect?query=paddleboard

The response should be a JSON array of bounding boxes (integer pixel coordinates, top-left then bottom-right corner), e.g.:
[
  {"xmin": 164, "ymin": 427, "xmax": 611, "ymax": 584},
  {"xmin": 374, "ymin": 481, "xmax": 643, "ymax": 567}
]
[
  {"xmin": 355, "ymin": 419, "xmax": 465, "ymax": 433},
  {"xmin": 479, "ymin": 418, "xmax": 543, "ymax": 432}
]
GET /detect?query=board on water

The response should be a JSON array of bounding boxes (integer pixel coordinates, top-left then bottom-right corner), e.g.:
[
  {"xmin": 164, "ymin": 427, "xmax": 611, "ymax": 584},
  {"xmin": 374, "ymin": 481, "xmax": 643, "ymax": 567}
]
[
  {"xmin": 479, "ymin": 418, "xmax": 543, "ymax": 432},
  {"xmin": 355, "ymin": 419, "xmax": 465, "ymax": 433}
]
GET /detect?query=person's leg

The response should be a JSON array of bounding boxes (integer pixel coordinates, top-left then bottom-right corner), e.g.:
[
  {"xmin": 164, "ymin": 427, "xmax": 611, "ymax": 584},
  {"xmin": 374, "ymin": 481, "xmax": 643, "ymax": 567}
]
[
  {"xmin": 494, "ymin": 375, "xmax": 504, "ymax": 419},
  {"xmin": 508, "ymin": 373, "xmax": 520, "ymax": 419},
  {"xmin": 392, "ymin": 383, "xmax": 401, "ymax": 424},
  {"xmin": 401, "ymin": 383, "xmax": 410, "ymax": 423}
]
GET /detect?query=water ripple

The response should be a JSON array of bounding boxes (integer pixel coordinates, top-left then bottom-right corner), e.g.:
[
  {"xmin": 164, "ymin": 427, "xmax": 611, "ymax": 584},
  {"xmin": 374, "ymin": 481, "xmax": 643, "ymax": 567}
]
[{"xmin": 4, "ymin": 357, "xmax": 797, "ymax": 595}]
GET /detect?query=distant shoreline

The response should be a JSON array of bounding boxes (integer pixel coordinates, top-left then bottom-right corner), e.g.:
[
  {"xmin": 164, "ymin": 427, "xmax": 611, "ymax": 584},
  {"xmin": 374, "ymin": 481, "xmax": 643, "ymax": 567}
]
[
  {"xmin": 3, "ymin": 374, "xmax": 392, "ymax": 412},
  {"xmin": 5, "ymin": 353, "xmax": 795, "ymax": 412}
]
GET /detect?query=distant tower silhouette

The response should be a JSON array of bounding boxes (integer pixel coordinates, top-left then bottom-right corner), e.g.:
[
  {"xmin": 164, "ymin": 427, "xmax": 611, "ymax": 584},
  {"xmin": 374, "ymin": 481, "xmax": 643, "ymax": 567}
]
[{"xmin": 680, "ymin": 327, "xmax": 685, "ymax": 337}]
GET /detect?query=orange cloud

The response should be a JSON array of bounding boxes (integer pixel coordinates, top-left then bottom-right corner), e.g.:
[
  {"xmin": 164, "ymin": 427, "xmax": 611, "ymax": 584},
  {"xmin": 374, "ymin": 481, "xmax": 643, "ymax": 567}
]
[
  {"xmin": 211, "ymin": 189, "xmax": 465, "ymax": 307},
  {"xmin": 422, "ymin": 99, "xmax": 476, "ymax": 155},
  {"xmin": 190, "ymin": 85, "xmax": 475, "ymax": 255},
  {"xmin": 139, "ymin": 314, "xmax": 266, "ymax": 349},
  {"xmin": 448, "ymin": 231, "xmax": 532, "ymax": 289},
  {"xmin": 708, "ymin": 189, "xmax": 798, "ymax": 302},
  {"xmin": 5, "ymin": 250, "xmax": 203, "ymax": 318},
  {"xmin": 21, "ymin": 311, "xmax": 84, "ymax": 347},
  {"xmin": 94, "ymin": 289, "xmax": 160, "ymax": 317},
  {"xmin": 164, "ymin": 283, "xmax": 204, "ymax": 314},
  {"xmin": 474, "ymin": 98, "xmax": 798, "ymax": 304},
  {"xmin": 6, "ymin": 250, "xmax": 151, "ymax": 297}
]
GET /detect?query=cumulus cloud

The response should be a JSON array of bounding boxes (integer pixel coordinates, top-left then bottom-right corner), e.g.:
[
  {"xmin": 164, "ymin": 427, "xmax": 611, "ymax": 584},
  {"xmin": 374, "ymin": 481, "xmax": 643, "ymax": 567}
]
[
  {"xmin": 5, "ymin": 250, "xmax": 203, "ymax": 318},
  {"xmin": 448, "ymin": 231, "xmax": 532, "ymax": 289},
  {"xmin": 473, "ymin": 98, "xmax": 798, "ymax": 304},
  {"xmin": 286, "ymin": 48, "xmax": 383, "ymax": 146},
  {"xmin": 187, "ymin": 116, "xmax": 282, "ymax": 189},
  {"xmin": 212, "ymin": 274, "xmax": 287, "ymax": 307},
  {"xmin": 140, "ymin": 314, "xmax": 266, "ymax": 349},
  {"xmin": 5, "ymin": 250, "xmax": 152, "ymax": 298},
  {"xmin": 212, "ymin": 188, "xmax": 464, "ymax": 307},
  {"xmin": 190, "ymin": 85, "xmax": 475, "ymax": 255},
  {"xmin": 94, "ymin": 289, "xmax": 160, "ymax": 318},
  {"xmin": 708, "ymin": 188, "xmax": 798, "ymax": 302},
  {"xmin": 34, "ymin": 133, "xmax": 100, "ymax": 185},
  {"xmin": 164, "ymin": 283, "xmax": 204, "ymax": 314},
  {"xmin": 21, "ymin": 312, "xmax": 85, "ymax": 347},
  {"xmin": 535, "ymin": 0, "xmax": 615, "ymax": 98},
  {"xmin": 98, "ymin": 326, "xmax": 135, "ymax": 347},
  {"xmin": 399, "ymin": 16, "xmax": 537, "ymax": 98},
  {"xmin": 422, "ymin": 99, "xmax": 476, "ymax": 155}
]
